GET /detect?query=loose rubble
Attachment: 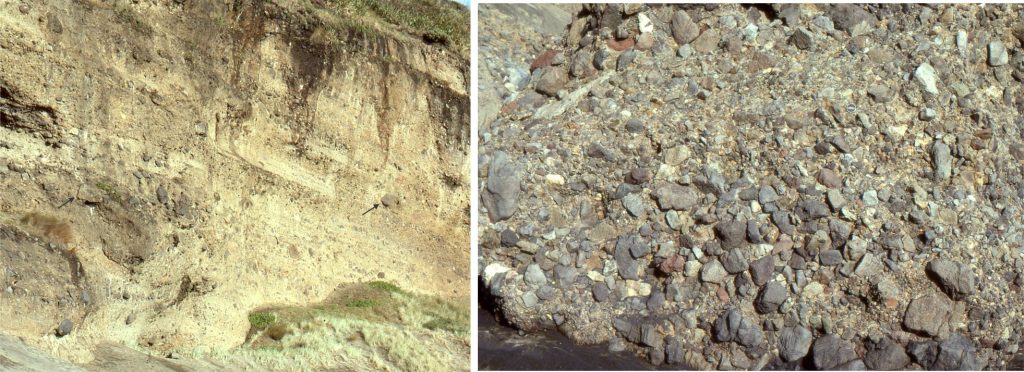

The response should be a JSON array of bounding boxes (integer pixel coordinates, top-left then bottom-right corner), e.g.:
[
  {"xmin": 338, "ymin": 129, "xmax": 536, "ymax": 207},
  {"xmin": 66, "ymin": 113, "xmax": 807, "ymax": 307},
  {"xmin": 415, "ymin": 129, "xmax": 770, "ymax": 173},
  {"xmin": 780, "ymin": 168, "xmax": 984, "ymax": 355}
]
[{"xmin": 480, "ymin": 3, "xmax": 1024, "ymax": 370}]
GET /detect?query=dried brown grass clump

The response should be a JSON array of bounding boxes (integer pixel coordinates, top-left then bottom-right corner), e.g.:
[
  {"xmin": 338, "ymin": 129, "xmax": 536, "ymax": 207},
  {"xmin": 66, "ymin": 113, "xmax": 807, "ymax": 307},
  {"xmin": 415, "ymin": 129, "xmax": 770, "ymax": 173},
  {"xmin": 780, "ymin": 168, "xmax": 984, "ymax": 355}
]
[{"xmin": 20, "ymin": 212, "xmax": 75, "ymax": 248}]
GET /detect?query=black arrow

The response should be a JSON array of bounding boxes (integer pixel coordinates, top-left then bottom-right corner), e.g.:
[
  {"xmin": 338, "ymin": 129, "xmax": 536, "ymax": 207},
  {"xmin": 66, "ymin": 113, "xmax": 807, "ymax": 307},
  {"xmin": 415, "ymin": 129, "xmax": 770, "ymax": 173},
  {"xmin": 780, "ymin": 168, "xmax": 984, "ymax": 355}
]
[
  {"xmin": 57, "ymin": 197, "xmax": 75, "ymax": 209},
  {"xmin": 362, "ymin": 203, "xmax": 380, "ymax": 216}
]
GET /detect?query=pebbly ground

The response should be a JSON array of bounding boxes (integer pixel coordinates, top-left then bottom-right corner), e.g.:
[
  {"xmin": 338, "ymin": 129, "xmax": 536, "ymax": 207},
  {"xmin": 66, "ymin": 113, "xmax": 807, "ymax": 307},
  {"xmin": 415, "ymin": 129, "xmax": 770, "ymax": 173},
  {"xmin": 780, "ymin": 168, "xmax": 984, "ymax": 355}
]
[{"xmin": 478, "ymin": 3, "xmax": 1024, "ymax": 370}]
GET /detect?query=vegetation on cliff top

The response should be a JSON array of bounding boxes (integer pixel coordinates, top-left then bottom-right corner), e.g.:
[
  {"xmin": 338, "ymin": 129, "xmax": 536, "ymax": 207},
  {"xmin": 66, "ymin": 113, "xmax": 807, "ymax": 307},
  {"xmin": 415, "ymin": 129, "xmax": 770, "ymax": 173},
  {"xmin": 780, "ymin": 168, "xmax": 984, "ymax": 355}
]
[{"xmin": 302, "ymin": 0, "xmax": 469, "ymax": 55}]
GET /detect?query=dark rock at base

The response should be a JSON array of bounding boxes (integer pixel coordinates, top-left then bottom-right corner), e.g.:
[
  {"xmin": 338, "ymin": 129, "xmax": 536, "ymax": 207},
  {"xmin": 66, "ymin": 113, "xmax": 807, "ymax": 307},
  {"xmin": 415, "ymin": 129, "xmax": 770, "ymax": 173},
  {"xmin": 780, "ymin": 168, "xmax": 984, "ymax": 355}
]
[
  {"xmin": 156, "ymin": 185, "xmax": 168, "ymax": 204},
  {"xmin": 665, "ymin": 336, "xmax": 685, "ymax": 365},
  {"xmin": 908, "ymin": 340, "xmax": 939, "ymax": 369},
  {"xmin": 746, "ymin": 220, "xmax": 764, "ymax": 243},
  {"xmin": 865, "ymin": 339, "xmax": 911, "ymax": 370},
  {"xmin": 934, "ymin": 334, "xmax": 984, "ymax": 370},
  {"xmin": 836, "ymin": 359, "xmax": 866, "ymax": 370},
  {"xmin": 811, "ymin": 334, "xmax": 857, "ymax": 370},
  {"xmin": 778, "ymin": 326, "xmax": 813, "ymax": 361},
  {"xmin": 613, "ymin": 317, "xmax": 641, "ymax": 344},
  {"xmin": 648, "ymin": 345, "xmax": 665, "ymax": 366},
  {"xmin": 773, "ymin": 211, "xmax": 795, "ymax": 235},
  {"xmin": 908, "ymin": 334, "xmax": 983, "ymax": 370},
  {"xmin": 629, "ymin": 240, "xmax": 651, "ymax": 259},
  {"xmin": 56, "ymin": 319, "xmax": 72, "ymax": 337},
  {"xmin": 625, "ymin": 118, "xmax": 645, "ymax": 133},
  {"xmin": 640, "ymin": 323, "xmax": 662, "ymax": 348}
]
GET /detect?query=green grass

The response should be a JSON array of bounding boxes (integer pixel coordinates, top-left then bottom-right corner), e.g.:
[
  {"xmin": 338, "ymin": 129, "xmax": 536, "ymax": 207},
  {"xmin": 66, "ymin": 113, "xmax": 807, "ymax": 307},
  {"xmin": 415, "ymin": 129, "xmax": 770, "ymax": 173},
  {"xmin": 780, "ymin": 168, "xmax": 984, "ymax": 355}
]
[
  {"xmin": 95, "ymin": 181, "xmax": 117, "ymax": 195},
  {"xmin": 346, "ymin": 299, "xmax": 378, "ymax": 308},
  {"xmin": 422, "ymin": 317, "xmax": 466, "ymax": 334},
  {"xmin": 367, "ymin": 281, "xmax": 402, "ymax": 293},
  {"xmin": 249, "ymin": 312, "xmax": 277, "ymax": 329}
]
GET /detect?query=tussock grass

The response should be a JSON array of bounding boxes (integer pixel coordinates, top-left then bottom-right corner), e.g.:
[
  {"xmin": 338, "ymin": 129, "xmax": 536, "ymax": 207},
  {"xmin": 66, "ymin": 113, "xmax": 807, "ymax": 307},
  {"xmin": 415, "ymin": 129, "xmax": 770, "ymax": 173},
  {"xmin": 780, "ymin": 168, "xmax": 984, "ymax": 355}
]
[
  {"xmin": 200, "ymin": 281, "xmax": 468, "ymax": 370},
  {"xmin": 366, "ymin": 280, "xmax": 402, "ymax": 293},
  {"xmin": 293, "ymin": 0, "xmax": 469, "ymax": 54}
]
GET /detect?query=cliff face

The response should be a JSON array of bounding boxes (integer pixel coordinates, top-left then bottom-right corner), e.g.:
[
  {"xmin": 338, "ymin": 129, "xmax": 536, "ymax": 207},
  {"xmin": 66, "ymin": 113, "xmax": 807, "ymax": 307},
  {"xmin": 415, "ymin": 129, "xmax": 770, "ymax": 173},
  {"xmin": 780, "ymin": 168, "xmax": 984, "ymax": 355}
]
[{"xmin": 0, "ymin": 0, "xmax": 468, "ymax": 367}]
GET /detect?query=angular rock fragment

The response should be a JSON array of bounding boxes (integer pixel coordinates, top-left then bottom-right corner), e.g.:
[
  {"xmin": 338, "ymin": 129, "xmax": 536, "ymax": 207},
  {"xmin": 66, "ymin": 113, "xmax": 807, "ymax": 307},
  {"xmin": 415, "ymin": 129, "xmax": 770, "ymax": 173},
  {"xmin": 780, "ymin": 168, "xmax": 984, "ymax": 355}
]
[
  {"xmin": 989, "ymin": 41, "xmax": 1009, "ymax": 66},
  {"xmin": 701, "ymin": 259, "xmax": 728, "ymax": 283},
  {"xmin": 932, "ymin": 141, "xmax": 952, "ymax": 182},
  {"xmin": 721, "ymin": 249, "xmax": 749, "ymax": 274},
  {"xmin": 484, "ymin": 152, "xmax": 522, "ymax": 222},
  {"xmin": 755, "ymin": 281, "xmax": 787, "ymax": 313},
  {"xmin": 914, "ymin": 63, "xmax": 939, "ymax": 95},
  {"xmin": 827, "ymin": 4, "xmax": 877, "ymax": 35},
  {"xmin": 535, "ymin": 67, "xmax": 568, "ymax": 96},
  {"xmin": 926, "ymin": 259, "xmax": 976, "ymax": 299},
  {"xmin": 749, "ymin": 256, "xmax": 774, "ymax": 286},
  {"xmin": 653, "ymin": 184, "xmax": 700, "ymax": 211},
  {"xmin": 790, "ymin": 28, "xmax": 815, "ymax": 50},
  {"xmin": 904, "ymin": 292, "xmax": 955, "ymax": 337},
  {"xmin": 713, "ymin": 308, "xmax": 763, "ymax": 347},
  {"xmin": 714, "ymin": 220, "xmax": 747, "ymax": 249},
  {"xmin": 670, "ymin": 10, "xmax": 699, "ymax": 45},
  {"xmin": 614, "ymin": 235, "xmax": 643, "ymax": 280}
]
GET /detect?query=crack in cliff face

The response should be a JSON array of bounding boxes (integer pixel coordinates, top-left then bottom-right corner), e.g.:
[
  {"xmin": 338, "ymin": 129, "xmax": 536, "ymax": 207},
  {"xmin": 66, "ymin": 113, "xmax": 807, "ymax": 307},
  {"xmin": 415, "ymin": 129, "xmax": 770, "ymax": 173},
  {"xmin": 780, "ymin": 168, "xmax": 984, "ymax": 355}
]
[
  {"xmin": 284, "ymin": 27, "xmax": 339, "ymax": 158},
  {"xmin": 377, "ymin": 62, "xmax": 394, "ymax": 163},
  {"xmin": 212, "ymin": 2, "xmax": 468, "ymax": 167}
]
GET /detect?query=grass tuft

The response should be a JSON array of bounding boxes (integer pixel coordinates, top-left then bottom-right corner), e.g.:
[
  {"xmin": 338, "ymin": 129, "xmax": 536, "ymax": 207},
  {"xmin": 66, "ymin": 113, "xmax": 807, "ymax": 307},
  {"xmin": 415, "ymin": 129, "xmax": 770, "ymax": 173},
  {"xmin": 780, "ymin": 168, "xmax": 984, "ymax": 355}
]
[
  {"xmin": 346, "ymin": 299, "xmax": 378, "ymax": 308},
  {"xmin": 249, "ymin": 312, "xmax": 277, "ymax": 329}
]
